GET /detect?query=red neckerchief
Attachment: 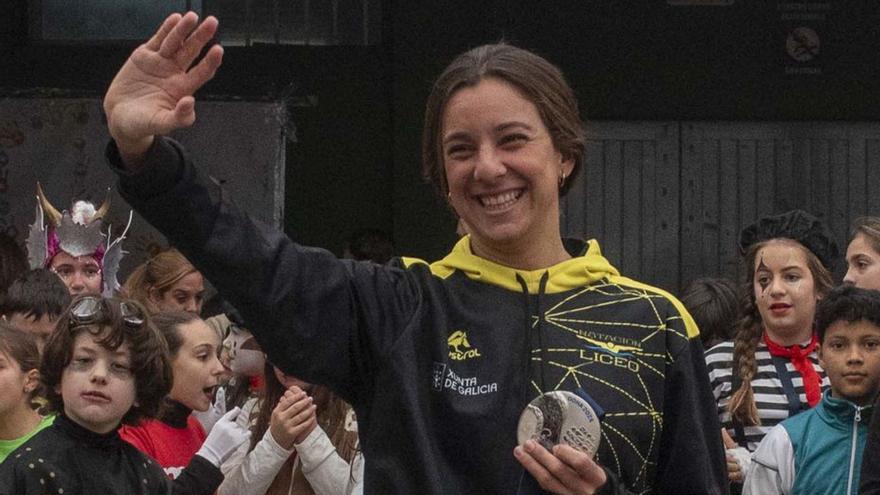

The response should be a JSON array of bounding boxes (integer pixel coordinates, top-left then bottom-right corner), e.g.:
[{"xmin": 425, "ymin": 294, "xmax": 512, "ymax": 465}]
[
  {"xmin": 763, "ymin": 332, "xmax": 821, "ymax": 407},
  {"xmin": 249, "ymin": 374, "xmax": 264, "ymax": 392}
]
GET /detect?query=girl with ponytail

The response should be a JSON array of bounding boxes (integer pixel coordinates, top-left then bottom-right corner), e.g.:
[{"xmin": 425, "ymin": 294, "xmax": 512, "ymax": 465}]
[{"xmin": 705, "ymin": 210, "xmax": 836, "ymax": 488}]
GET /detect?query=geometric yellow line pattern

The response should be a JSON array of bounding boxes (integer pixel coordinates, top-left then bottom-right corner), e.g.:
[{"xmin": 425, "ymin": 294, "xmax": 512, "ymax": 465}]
[{"xmin": 527, "ymin": 281, "xmax": 690, "ymax": 494}]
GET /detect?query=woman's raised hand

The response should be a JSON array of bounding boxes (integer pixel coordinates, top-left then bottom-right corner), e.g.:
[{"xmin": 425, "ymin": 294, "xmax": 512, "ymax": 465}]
[
  {"xmin": 269, "ymin": 386, "xmax": 318, "ymax": 451},
  {"xmin": 103, "ymin": 11, "xmax": 224, "ymax": 161}
]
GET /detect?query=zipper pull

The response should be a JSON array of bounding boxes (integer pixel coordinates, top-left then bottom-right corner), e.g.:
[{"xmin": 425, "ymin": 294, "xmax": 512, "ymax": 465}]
[{"xmin": 855, "ymin": 407, "xmax": 862, "ymax": 423}]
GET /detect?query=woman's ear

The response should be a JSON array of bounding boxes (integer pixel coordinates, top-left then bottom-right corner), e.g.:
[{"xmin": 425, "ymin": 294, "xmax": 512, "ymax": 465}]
[
  {"xmin": 24, "ymin": 369, "xmax": 39, "ymax": 394},
  {"xmin": 561, "ymin": 156, "xmax": 574, "ymax": 178}
]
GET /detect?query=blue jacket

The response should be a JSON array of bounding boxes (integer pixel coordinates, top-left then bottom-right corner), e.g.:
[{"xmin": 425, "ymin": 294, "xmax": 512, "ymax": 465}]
[{"xmin": 744, "ymin": 389, "xmax": 873, "ymax": 495}]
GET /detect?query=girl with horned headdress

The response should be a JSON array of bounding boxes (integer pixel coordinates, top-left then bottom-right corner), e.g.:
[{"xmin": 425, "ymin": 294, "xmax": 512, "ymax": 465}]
[{"xmin": 26, "ymin": 183, "xmax": 130, "ymax": 297}]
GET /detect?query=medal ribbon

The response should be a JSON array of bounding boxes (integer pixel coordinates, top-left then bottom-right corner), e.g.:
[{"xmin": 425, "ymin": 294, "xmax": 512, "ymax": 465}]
[{"xmin": 763, "ymin": 331, "xmax": 821, "ymax": 407}]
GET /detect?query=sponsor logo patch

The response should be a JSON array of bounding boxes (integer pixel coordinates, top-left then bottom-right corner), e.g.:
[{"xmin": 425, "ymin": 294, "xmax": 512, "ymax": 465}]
[{"xmin": 448, "ymin": 330, "xmax": 482, "ymax": 361}]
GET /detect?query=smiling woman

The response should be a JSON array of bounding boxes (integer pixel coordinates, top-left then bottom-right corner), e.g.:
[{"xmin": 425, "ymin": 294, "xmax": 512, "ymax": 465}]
[{"xmin": 102, "ymin": 13, "xmax": 726, "ymax": 494}]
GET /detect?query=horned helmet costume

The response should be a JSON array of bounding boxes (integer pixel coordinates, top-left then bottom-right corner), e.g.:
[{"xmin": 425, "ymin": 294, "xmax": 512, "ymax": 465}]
[{"xmin": 26, "ymin": 183, "xmax": 131, "ymax": 296}]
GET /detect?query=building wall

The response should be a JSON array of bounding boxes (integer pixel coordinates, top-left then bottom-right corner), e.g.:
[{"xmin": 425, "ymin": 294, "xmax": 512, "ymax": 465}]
[{"xmin": 3, "ymin": 1, "xmax": 880, "ymax": 280}]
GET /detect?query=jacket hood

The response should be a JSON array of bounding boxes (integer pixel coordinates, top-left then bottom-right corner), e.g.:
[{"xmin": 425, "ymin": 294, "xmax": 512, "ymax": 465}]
[{"xmin": 405, "ymin": 235, "xmax": 620, "ymax": 294}]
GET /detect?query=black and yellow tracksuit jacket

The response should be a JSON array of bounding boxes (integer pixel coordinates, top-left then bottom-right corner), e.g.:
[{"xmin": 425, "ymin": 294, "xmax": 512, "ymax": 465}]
[{"xmin": 108, "ymin": 137, "xmax": 727, "ymax": 494}]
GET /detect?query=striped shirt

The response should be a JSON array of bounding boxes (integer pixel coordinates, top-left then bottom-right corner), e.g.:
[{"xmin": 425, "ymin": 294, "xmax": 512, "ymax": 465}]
[{"xmin": 705, "ymin": 339, "xmax": 829, "ymax": 451}]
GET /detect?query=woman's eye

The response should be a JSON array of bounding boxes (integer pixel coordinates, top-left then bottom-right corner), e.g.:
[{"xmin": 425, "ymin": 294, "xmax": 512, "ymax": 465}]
[
  {"xmin": 499, "ymin": 134, "xmax": 527, "ymax": 146},
  {"xmin": 446, "ymin": 145, "xmax": 472, "ymax": 158},
  {"xmin": 785, "ymin": 274, "xmax": 800, "ymax": 282}
]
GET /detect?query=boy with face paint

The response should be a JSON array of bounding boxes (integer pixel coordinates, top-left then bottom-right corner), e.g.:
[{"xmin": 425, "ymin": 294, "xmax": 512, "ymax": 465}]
[
  {"xmin": 744, "ymin": 285, "xmax": 880, "ymax": 495},
  {"xmin": 0, "ymin": 296, "xmax": 245, "ymax": 494}
]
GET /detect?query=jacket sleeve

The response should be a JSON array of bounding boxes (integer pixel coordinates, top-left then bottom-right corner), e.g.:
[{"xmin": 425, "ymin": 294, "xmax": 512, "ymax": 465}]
[
  {"xmin": 653, "ymin": 301, "xmax": 729, "ymax": 495},
  {"xmin": 861, "ymin": 403, "xmax": 880, "ymax": 495},
  {"xmin": 296, "ymin": 425, "xmax": 354, "ymax": 495},
  {"xmin": 107, "ymin": 137, "xmax": 421, "ymax": 403},
  {"xmin": 167, "ymin": 455, "xmax": 226, "ymax": 495},
  {"xmin": 218, "ymin": 429, "xmax": 293, "ymax": 495},
  {"xmin": 742, "ymin": 425, "xmax": 793, "ymax": 495}
]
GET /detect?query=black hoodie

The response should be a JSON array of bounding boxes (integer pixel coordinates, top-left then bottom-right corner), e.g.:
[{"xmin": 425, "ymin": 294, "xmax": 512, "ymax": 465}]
[{"xmin": 107, "ymin": 137, "xmax": 727, "ymax": 494}]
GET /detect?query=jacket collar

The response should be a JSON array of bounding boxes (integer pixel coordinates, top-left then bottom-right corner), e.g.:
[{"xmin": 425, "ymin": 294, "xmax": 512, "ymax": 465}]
[
  {"xmin": 817, "ymin": 389, "xmax": 874, "ymax": 429},
  {"xmin": 418, "ymin": 236, "xmax": 619, "ymax": 294}
]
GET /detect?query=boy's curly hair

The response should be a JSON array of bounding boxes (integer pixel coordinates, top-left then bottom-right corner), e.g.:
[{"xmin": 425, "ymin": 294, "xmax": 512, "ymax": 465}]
[{"xmin": 41, "ymin": 296, "xmax": 172, "ymax": 426}]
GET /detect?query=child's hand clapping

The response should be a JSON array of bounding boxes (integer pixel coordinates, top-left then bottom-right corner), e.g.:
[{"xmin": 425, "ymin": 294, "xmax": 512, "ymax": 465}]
[{"xmin": 269, "ymin": 386, "xmax": 318, "ymax": 450}]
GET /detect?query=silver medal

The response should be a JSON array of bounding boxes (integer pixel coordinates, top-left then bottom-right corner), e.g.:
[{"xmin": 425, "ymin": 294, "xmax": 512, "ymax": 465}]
[{"xmin": 517, "ymin": 390, "xmax": 601, "ymax": 458}]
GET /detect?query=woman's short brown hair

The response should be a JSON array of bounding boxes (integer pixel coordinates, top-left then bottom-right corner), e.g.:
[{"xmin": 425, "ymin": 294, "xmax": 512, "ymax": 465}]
[
  {"xmin": 422, "ymin": 43, "xmax": 586, "ymax": 198},
  {"xmin": 40, "ymin": 296, "xmax": 173, "ymax": 426}
]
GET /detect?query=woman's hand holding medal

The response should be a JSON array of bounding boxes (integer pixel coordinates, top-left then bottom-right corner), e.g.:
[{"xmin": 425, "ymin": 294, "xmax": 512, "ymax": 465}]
[
  {"xmin": 514, "ymin": 441, "xmax": 607, "ymax": 494},
  {"xmin": 514, "ymin": 390, "xmax": 607, "ymax": 494}
]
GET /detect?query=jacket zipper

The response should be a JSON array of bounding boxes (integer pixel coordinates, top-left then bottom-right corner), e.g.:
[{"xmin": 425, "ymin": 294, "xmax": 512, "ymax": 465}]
[{"xmin": 846, "ymin": 406, "xmax": 862, "ymax": 495}]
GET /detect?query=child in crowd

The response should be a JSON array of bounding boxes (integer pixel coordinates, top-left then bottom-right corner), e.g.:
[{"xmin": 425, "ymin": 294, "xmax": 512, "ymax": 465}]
[
  {"xmin": 0, "ymin": 324, "xmax": 53, "ymax": 463},
  {"xmin": 744, "ymin": 285, "xmax": 880, "ymax": 495},
  {"xmin": 123, "ymin": 248, "xmax": 206, "ymax": 314},
  {"xmin": 1, "ymin": 268, "xmax": 70, "ymax": 349},
  {"xmin": 843, "ymin": 216, "xmax": 880, "ymax": 291},
  {"xmin": 120, "ymin": 311, "xmax": 235, "ymax": 478},
  {"xmin": 0, "ymin": 296, "xmax": 242, "ymax": 494},
  {"xmin": 846, "ymin": 216, "xmax": 880, "ymax": 494},
  {"xmin": 705, "ymin": 210, "xmax": 835, "ymax": 488},
  {"xmin": 26, "ymin": 185, "xmax": 130, "ymax": 297},
  {"xmin": 219, "ymin": 363, "xmax": 362, "ymax": 495},
  {"xmin": 681, "ymin": 277, "xmax": 739, "ymax": 349}
]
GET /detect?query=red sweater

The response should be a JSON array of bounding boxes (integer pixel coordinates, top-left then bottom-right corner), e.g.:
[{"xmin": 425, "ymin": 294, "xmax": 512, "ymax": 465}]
[{"xmin": 120, "ymin": 405, "xmax": 206, "ymax": 480}]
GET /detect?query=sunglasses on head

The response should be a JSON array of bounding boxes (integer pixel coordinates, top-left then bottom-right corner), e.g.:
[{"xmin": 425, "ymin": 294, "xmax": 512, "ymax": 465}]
[{"xmin": 69, "ymin": 296, "xmax": 145, "ymax": 329}]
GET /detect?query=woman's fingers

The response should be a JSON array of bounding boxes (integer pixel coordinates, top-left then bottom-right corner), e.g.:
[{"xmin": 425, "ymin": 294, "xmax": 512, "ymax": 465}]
[
  {"xmin": 144, "ymin": 13, "xmax": 182, "ymax": 51},
  {"xmin": 515, "ymin": 442, "xmax": 572, "ymax": 494},
  {"xmin": 177, "ymin": 16, "xmax": 220, "ymax": 69},
  {"xmin": 514, "ymin": 441, "xmax": 606, "ymax": 495},
  {"xmin": 553, "ymin": 445, "xmax": 606, "ymax": 487},
  {"xmin": 182, "ymin": 44, "xmax": 224, "ymax": 95},
  {"xmin": 158, "ymin": 11, "xmax": 200, "ymax": 58}
]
